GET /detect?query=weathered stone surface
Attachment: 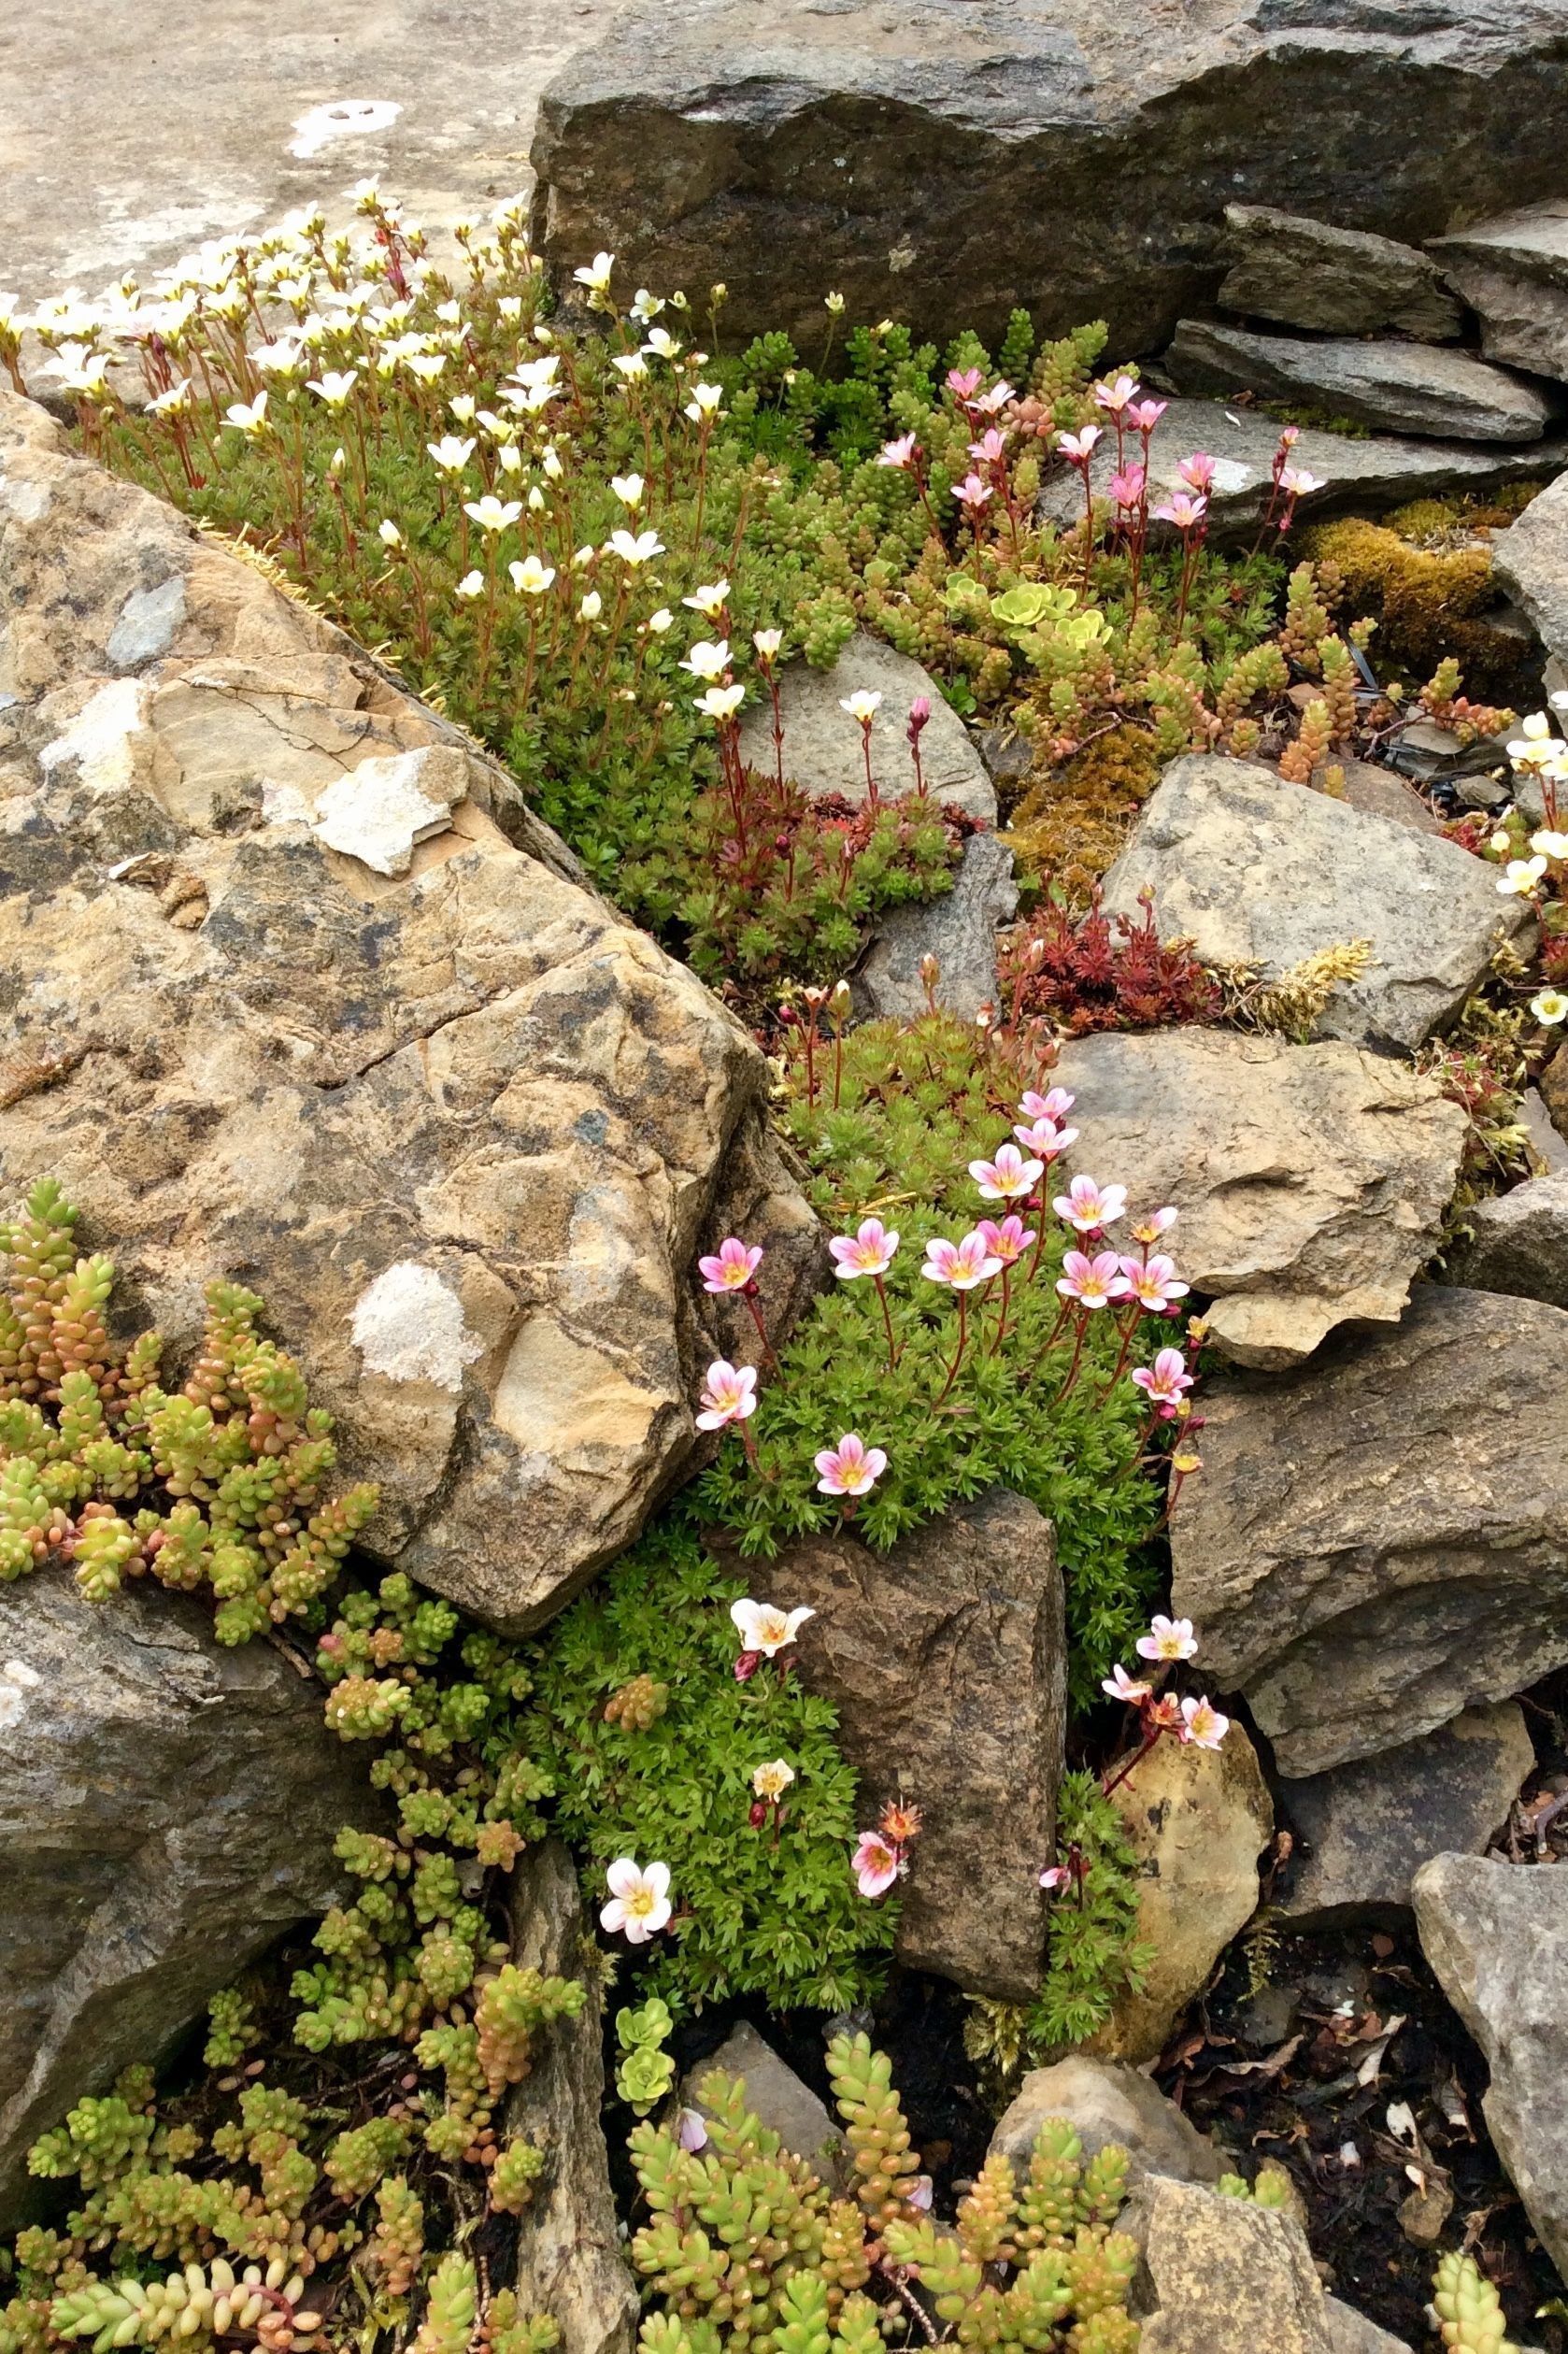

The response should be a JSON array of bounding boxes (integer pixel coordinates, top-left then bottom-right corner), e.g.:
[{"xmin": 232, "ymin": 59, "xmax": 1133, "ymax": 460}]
[
  {"xmin": 853, "ymin": 834, "xmax": 1017, "ymax": 1021},
  {"xmin": 779, "ymin": 1489, "xmax": 1064, "ymax": 2001},
  {"xmin": 1447, "ymin": 1171, "xmax": 1568, "ymax": 1310},
  {"xmin": 1165, "ymin": 321, "xmax": 1552, "ymax": 445},
  {"xmin": 1277, "ymin": 1705, "xmax": 1533, "ymax": 1926},
  {"xmin": 1101, "ymin": 756, "xmax": 1531, "ymax": 1051},
  {"xmin": 1323, "ymin": 2304, "xmax": 1411, "ymax": 2354},
  {"xmin": 530, "ymin": 0, "xmax": 1568, "ymax": 360},
  {"xmin": 1051, "ymin": 1029, "xmax": 1465, "ymax": 1370},
  {"xmin": 1431, "ymin": 204, "xmax": 1568, "ymax": 382},
  {"xmin": 0, "ymin": 392, "xmax": 821, "ymax": 1634},
  {"xmin": 990, "ymin": 2056, "xmax": 1222, "ymax": 2190},
  {"xmin": 690, "ymin": 2023, "xmax": 844, "ymax": 2174},
  {"xmin": 1218, "ymin": 206, "xmax": 1463, "ymax": 342},
  {"xmin": 506, "ymin": 1845, "xmax": 638, "ymax": 2354},
  {"xmin": 1091, "ymin": 1729, "xmax": 1273, "ymax": 2065},
  {"xmin": 0, "ymin": 1562, "xmax": 382, "ymax": 2226},
  {"xmin": 1170, "ymin": 1286, "xmax": 1568, "ymax": 1776},
  {"xmin": 1413, "ymin": 1853, "xmax": 1568, "ymax": 2279},
  {"xmin": 1494, "ymin": 469, "xmax": 1568, "ymax": 672},
  {"xmin": 1042, "ymin": 399, "xmax": 1568, "ymax": 545},
  {"xmin": 1520, "ymin": 1086, "xmax": 1568, "ymax": 1175},
  {"xmin": 1125, "ymin": 2176, "xmax": 1334, "ymax": 2354},
  {"xmin": 1541, "ymin": 1041, "xmax": 1568, "ymax": 1141},
  {"xmin": 738, "ymin": 634, "xmax": 994, "ymax": 824},
  {"xmin": 1321, "ymin": 758, "xmax": 1443, "ymax": 837}
]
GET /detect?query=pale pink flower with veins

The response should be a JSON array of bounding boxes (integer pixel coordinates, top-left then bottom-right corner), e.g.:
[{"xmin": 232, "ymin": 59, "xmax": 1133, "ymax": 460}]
[
  {"xmin": 1129, "ymin": 1206, "xmax": 1178, "ymax": 1245},
  {"xmin": 1120, "ymin": 1255, "xmax": 1190, "ymax": 1314},
  {"xmin": 699, "ymin": 1236, "xmax": 763, "ymax": 1293},
  {"xmin": 1102, "ymin": 1662, "xmax": 1152, "ymax": 1705},
  {"xmin": 1179, "ymin": 1695, "xmax": 1230, "ymax": 1750},
  {"xmin": 1107, "ymin": 464, "xmax": 1146, "ymax": 509},
  {"xmin": 1127, "ymin": 397, "xmax": 1167, "ymax": 433},
  {"xmin": 1277, "ymin": 424, "xmax": 1301, "ymax": 449},
  {"xmin": 952, "ymin": 471, "xmax": 993, "ymax": 511},
  {"xmin": 731, "ymin": 1597, "xmax": 815, "ymax": 1657},
  {"xmin": 1092, "ymin": 373, "xmax": 1141, "ymax": 414},
  {"xmin": 1020, "ymin": 1087, "xmax": 1075, "ymax": 1123},
  {"xmin": 946, "ymin": 366, "xmax": 984, "ymax": 402},
  {"xmin": 1056, "ymin": 1249, "xmax": 1130, "ymax": 1309},
  {"xmin": 829, "ymin": 1218, "xmax": 900, "ymax": 1279},
  {"xmin": 976, "ymin": 1214, "xmax": 1035, "ymax": 1266},
  {"xmin": 922, "ymin": 1231, "xmax": 1004, "ymax": 1291},
  {"xmin": 1177, "ymin": 451, "xmax": 1217, "ymax": 492},
  {"xmin": 677, "ymin": 2107, "xmax": 709, "ymax": 2152},
  {"xmin": 970, "ymin": 1141, "xmax": 1044, "ymax": 1200},
  {"xmin": 971, "ymin": 378, "xmax": 1016, "ymax": 415},
  {"xmin": 1137, "ymin": 1613, "xmax": 1198, "ymax": 1662},
  {"xmin": 1056, "ymin": 424, "xmax": 1102, "ymax": 464},
  {"xmin": 1132, "ymin": 1346, "xmax": 1194, "ymax": 1414},
  {"xmin": 1277, "ymin": 465, "xmax": 1323, "ymax": 500},
  {"xmin": 814, "ymin": 1433, "xmax": 888, "ymax": 1497},
  {"xmin": 696, "ymin": 1360, "xmax": 757, "ymax": 1429},
  {"xmin": 1014, "ymin": 1116, "xmax": 1078, "ymax": 1159},
  {"xmin": 1156, "ymin": 490, "xmax": 1208, "ymax": 531},
  {"xmin": 968, "ymin": 427, "xmax": 1008, "ymax": 464},
  {"xmin": 1053, "ymin": 1175, "xmax": 1127, "ymax": 1233},
  {"xmin": 1038, "ymin": 1863, "xmax": 1071, "ymax": 1890},
  {"xmin": 851, "ymin": 1829, "xmax": 902, "ymax": 1898},
  {"xmin": 878, "ymin": 432, "xmax": 918, "ymax": 469}
]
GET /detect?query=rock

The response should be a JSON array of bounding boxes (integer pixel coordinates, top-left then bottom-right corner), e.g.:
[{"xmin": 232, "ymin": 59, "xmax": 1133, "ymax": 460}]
[
  {"xmin": 1091, "ymin": 1729, "xmax": 1274, "ymax": 2065},
  {"xmin": 1447, "ymin": 1172, "xmax": 1568, "ymax": 1310},
  {"xmin": 1520, "ymin": 1087, "xmax": 1568, "ymax": 1175},
  {"xmin": 1170, "ymin": 1285, "xmax": 1568, "ymax": 1776},
  {"xmin": 852, "ymin": 834, "xmax": 1017, "ymax": 1021},
  {"xmin": 506, "ymin": 1845, "xmax": 638, "ymax": 2354},
  {"xmin": 1218, "ymin": 206, "xmax": 1463, "ymax": 342},
  {"xmin": 1277, "ymin": 1705, "xmax": 1534, "ymax": 1926},
  {"xmin": 1430, "ymin": 204, "xmax": 1568, "ymax": 382},
  {"xmin": 1493, "ymin": 470, "xmax": 1568, "ymax": 673},
  {"xmin": 690, "ymin": 2022, "xmax": 844, "ymax": 2174},
  {"xmin": 989, "ymin": 2056, "xmax": 1222, "ymax": 2190},
  {"xmin": 1323, "ymin": 2302, "xmax": 1412, "ymax": 2354},
  {"xmin": 1542, "ymin": 1042, "xmax": 1568, "ymax": 1141},
  {"xmin": 0, "ymin": 1561, "xmax": 382, "ymax": 2225},
  {"xmin": 1050, "ymin": 1028, "xmax": 1466, "ymax": 1370},
  {"xmin": 1041, "ymin": 398, "xmax": 1568, "ymax": 545},
  {"xmin": 0, "ymin": 392, "xmax": 821, "ymax": 1636},
  {"xmin": 529, "ymin": 0, "xmax": 1568, "ymax": 360},
  {"xmin": 1100, "ymin": 754, "xmax": 1531, "ymax": 1052},
  {"xmin": 1320, "ymin": 759, "xmax": 1444, "ymax": 837},
  {"xmin": 737, "ymin": 635, "xmax": 995, "ymax": 824},
  {"xmin": 1412, "ymin": 1853, "xmax": 1568, "ymax": 2279},
  {"xmin": 778, "ymin": 1489, "xmax": 1065, "ymax": 2001},
  {"xmin": 1164, "ymin": 321, "xmax": 1552, "ymax": 445},
  {"xmin": 1124, "ymin": 2176, "xmax": 1334, "ymax": 2354}
]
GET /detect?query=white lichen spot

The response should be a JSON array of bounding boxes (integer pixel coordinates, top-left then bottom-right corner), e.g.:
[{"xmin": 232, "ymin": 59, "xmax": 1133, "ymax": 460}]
[
  {"xmin": 38, "ymin": 678, "xmax": 149, "ymax": 794},
  {"xmin": 0, "ymin": 1657, "xmax": 42, "ymax": 1731},
  {"xmin": 290, "ymin": 99, "xmax": 402, "ymax": 160},
  {"xmin": 309, "ymin": 746, "xmax": 466, "ymax": 877},
  {"xmin": 350, "ymin": 1263, "xmax": 481, "ymax": 1391},
  {"xmin": 262, "ymin": 778, "xmax": 315, "ymax": 826},
  {"xmin": 1209, "ymin": 457, "xmax": 1256, "ymax": 495}
]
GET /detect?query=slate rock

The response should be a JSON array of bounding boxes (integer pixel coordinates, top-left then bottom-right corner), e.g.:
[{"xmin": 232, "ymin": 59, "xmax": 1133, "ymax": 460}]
[
  {"xmin": 689, "ymin": 2023, "xmax": 845, "ymax": 2175},
  {"xmin": 529, "ymin": 0, "xmax": 1568, "ymax": 359},
  {"xmin": 0, "ymin": 392, "xmax": 821, "ymax": 1636},
  {"xmin": 1165, "ymin": 321, "xmax": 1552, "ymax": 445},
  {"xmin": 1124, "ymin": 2176, "xmax": 1336, "ymax": 2354},
  {"xmin": 1039, "ymin": 399, "xmax": 1568, "ymax": 545},
  {"xmin": 1430, "ymin": 204, "xmax": 1568, "ymax": 383},
  {"xmin": 1218, "ymin": 206, "xmax": 1463, "ymax": 343},
  {"xmin": 1319, "ymin": 758, "xmax": 1443, "ymax": 837},
  {"xmin": 1323, "ymin": 2304, "xmax": 1412, "ymax": 2354},
  {"xmin": 1540, "ymin": 1042, "xmax": 1568, "ymax": 1143},
  {"xmin": 1412, "ymin": 1853, "xmax": 1568, "ymax": 2279},
  {"xmin": 1277, "ymin": 1704, "xmax": 1534, "ymax": 1926},
  {"xmin": 1447, "ymin": 1171, "xmax": 1568, "ymax": 1310},
  {"xmin": 1100, "ymin": 755, "xmax": 1531, "ymax": 1052},
  {"xmin": 1051, "ymin": 1027, "xmax": 1466, "ymax": 1369},
  {"xmin": 506, "ymin": 1845, "xmax": 638, "ymax": 2354},
  {"xmin": 989, "ymin": 2055, "xmax": 1222, "ymax": 2190},
  {"xmin": 737, "ymin": 633, "xmax": 995, "ymax": 823},
  {"xmin": 777, "ymin": 1489, "xmax": 1065, "ymax": 2001},
  {"xmin": 1092, "ymin": 1728, "xmax": 1274, "ymax": 2065},
  {"xmin": 1494, "ymin": 469, "xmax": 1568, "ymax": 673},
  {"xmin": 1520, "ymin": 1086, "xmax": 1568, "ymax": 1175},
  {"xmin": 853, "ymin": 833, "xmax": 1017, "ymax": 1021},
  {"xmin": 0, "ymin": 1562, "xmax": 384, "ymax": 2226},
  {"xmin": 1170, "ymin": 1285, "xmax": 1568, "ymax": 1776}
]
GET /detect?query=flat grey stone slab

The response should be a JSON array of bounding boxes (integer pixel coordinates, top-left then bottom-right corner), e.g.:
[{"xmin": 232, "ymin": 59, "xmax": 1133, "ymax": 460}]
[
  {"xmin": 1431, "ymin": 202, "xmax": 1568, "ymax": 382},
  {"xmin": 989, "ymin": 2054, "xmax": 1222, "ymax": 2190},
  {"xmin": 1494, "ymin": 469, "xmax": 1568, "ymax": 671},
  {"xmin": 738, "ymin": 634, "xmax": 995, "ymax": 823},
  {"xmin": 1101, "ymin": 754, "xmax": 1532, "ymax": 1052},
  {"xmin": 1278, "ymin": 1704, "xmax": 1534, "ymax": 1925},
  {"xmin": 1447, "ymin": 1170, "xmax": 1568, "ymax": 1311},
  {"xmin": 1166, "ymin": 320, "xmax": 1553, "ymax": 444},
  {"xmin": 688, "ymin": 2022, "xmax": 845, "ymax": 2175},
  {"xmin": 1219, "ymin": 205, "xmax": 1462, "ymax": 342},
  {"xmin": 853, "ymin": 833, "xmax": 1017, "ymax": 1021}
]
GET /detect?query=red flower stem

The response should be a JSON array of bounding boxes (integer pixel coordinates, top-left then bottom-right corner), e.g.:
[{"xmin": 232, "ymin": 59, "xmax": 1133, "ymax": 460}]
[
  {"xmin": 873, "ymin": 1276, "xmax": 900, "ymax": 1370},
  {"xmin": 934, "ymin": 1291, "xmax": 969, "ymax": 1405},
  {"xmin": 743, "ymin": 1290, "xmax": 780, "ymax": 1374},
  {"xmin": 1102, "ymin": 1727, "xmax": 1162, "ymax": 1798},
  {"xmin": 1051, "ymin": 1310, "xmax": 1090, "ymax": 1405},
  {"xmin": 990, "ymin": 1263, "xmax": 1013, "ymax": 1356}
]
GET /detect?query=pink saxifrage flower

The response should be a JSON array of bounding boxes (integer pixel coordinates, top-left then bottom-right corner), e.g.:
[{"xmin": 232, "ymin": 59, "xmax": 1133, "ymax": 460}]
[
  {"xmin": 1014, "ymin": 1116, "xmax": 1079, "ymax": 1160},
  {"xmin": 1056, "ymin": 424, "xmax": 1102, "ymax": 464},
  {"xmin": 600, "ymin": 1857, "xmax": 673, "ymax": 1944},
  {"xmin": 1057, "ymin": 1249, "xmax": 1130, "ymax": 1310},
  {"xmin": 695, "ymin": 1360, "xmax": 757, "ymax": 1430},
  {"xmin": 952, "ymin": 471, "xmax": 994, "ymax": 511},
  {"xmin": 1121, "ymin": 1255, "xmax": 1190, "ymax": 1315},
  {"xmin": 1137, "ymin": 1613, "xmax": 1198, "ymax": 1663},
  {"xmin": 699, "ymin": 1235, "xmax": 763, "ymax": 1293},
  {"xmin": 815, "ymin": 1432, "xmax": 888, "ymax": 1497},
  {"xmin": 1126, "ymin": 397, "xmax": 1167, "ymax": 434},
  {"xmin": 1102, "ymin": 1662, "xmax": 1152, "ymax": 1705},
  {"xmin": 1131, "ymin": 1347, "xmax": 1194, "ymax": 1414},
  {"xmin": 969, "ymin": 427, "xmax": 1008, "ymax": 465},
  {"xmin": 1038, "ymin": 1863, "xmax": 1071, "ymax": 1890},
  {"xmin": 1053, "ymin": 1174, "xmax": 1127, "ymax": 1234},
  {"xmin": 922, "ymin": 1230, "xmax": 1004, "ymax": 1291},
  {"xmin": 878, "ymin": 432, "xmax": 918, "ymax": 469},
  {"xmin": 1179, "ymin": 1694, "xmax": 1230, "ymax": 1750},
  {"xmin": 1277, "ymin": 465, "xmax": 1324, "ymax": 500},
  {"xmin": 1156, "ymin": 490, "xmax": 1208, "ymax": 532},
  {"xmin": 852, "ymin": 1829, "xmax": 902, "ymax": 1898},
  {"xmin": 976, "ymin": 1214, "xmax": 1035, "ymax": 1266},
  {"xmin": 829, "ymin": 1218, "xmax": 900, "ymax": 1279},
  {"xmin": 946, "ymin": 366, "xmax": 984, "ymax": 402},
  {"xmin": 1107, "ymin": 464, "xmax": 1146, "ymax": 510},
  {"xmin": 971, "ymin": 378, "xmax": 1015, "ymax": 416},
  {"xmin": 1176, "ymin": 451, "xmax": 1216, "ymax": 493},
  {"xmin": 1020, "ymin": 1087, "xmax": 1075, "ymax": 1123},
  {"xmin": 1092, "ymin": 372, "xmax": 1141, "ymax": 416},
  {"xmin": 731, "ymin": 1597, "xmax": 816, "ymax": 1658},
  {"xmin": 1129, "ymin": 1205, "xmax": 1178, "ymax": 1246},
  {"xmin": 970, "ymin": 1140, "xmax": 1044, "ymax": 1201}
]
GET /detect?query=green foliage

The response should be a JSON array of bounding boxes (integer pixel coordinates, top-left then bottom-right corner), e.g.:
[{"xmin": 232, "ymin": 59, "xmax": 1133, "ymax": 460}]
[
  {"xmin": 630, "ymin": 2034, "xmax": 1141, "ymax": 2354},
  {"xmin": 615, "ymin": 1999, "xmax": 677, "ymax": 2114},
  {"xmin": 1433, "ymin": 2251, "xmax": 1518, "ymax": 2354},
  {"xmin": 201, "ymin": 1988, "xmax": 259, "ymax": 2070}
]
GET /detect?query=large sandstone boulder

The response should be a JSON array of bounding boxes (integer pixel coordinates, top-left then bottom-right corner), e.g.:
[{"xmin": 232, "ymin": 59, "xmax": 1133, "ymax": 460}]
[
  {"xmin": 529, "ymin": 0, "xmax": 1568, "ymax": 356},
  {"xmin": 1051, "ymin": 1029, "xmax": 1467, "ymax": 1369},
  {"xmin": 1165, "ymin": 321, "xmax": 1553, "ymax": 444},
  {"xmin": 1101, "ymin": 756, "xmax": 1531, "ymax": 1052},
  {"xmin": 1413, "ymin": 1854, "xmax": 1568, "ymax": 2281},
  {"xmin": 1170, "ymin": 1286, "xmax": 1568, "ymax": 1776},
  {"xmin": 0, "ymin": 1562, "xmax": 382, "ymax": 2226},
  {"xmin": 777, "ymin": 1489, "xmax": 1065, "ymax": 2001},
  {"xmin": 0, "ymin": 392, "xmax": 820, "ymax": 1634}
]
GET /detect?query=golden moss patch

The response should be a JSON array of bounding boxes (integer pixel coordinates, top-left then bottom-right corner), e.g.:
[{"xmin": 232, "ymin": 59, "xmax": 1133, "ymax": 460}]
[{"xmin": 1004, "ymin": 722, "xmax": 1162, "ymax": 899}]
